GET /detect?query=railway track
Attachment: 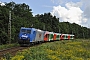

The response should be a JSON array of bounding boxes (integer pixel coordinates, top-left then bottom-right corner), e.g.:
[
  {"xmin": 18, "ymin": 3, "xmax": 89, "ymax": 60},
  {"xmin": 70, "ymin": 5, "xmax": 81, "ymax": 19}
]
[
  {"xmin": 0, "ymin": 46, "xmax": 28, "ymax": 58},
  {"xmin": 0, "ymin": 43, "xmax": 42, "ymax": 58},
  {"xmin": 0, "ymin": 42, "xmax": 46, "ymax": 59}
]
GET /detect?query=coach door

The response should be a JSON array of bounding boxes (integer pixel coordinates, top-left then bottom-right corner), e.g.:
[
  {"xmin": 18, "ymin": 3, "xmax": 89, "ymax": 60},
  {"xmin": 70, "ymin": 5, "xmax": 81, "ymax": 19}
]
[
  {"xmin": 44, "ymin": 33, "xmax": 49, "ymax": 41},
  {"xmin": 53, "ymin": 34, "xmax": 57, "ymax": 40}
]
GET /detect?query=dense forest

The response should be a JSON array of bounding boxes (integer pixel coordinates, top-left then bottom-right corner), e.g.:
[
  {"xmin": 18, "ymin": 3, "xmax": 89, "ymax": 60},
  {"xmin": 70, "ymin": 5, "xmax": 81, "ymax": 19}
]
[{"xmin": 0, "ymin": 2, "xmax": 90, "ymax": 45}]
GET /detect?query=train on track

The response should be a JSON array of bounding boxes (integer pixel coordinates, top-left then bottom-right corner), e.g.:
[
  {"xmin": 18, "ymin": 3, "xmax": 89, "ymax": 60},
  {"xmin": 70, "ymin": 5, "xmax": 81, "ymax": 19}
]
[{"xmin": 18, "ymin": 27, "xmax": 74, "ymax": 46}]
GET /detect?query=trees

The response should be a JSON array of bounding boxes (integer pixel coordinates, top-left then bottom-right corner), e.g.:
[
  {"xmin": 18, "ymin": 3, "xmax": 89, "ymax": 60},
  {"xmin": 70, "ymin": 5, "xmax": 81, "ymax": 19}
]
[
  {"xmin": 0, "ymin": 2, "xmax": 90, "ymax": 45},
  {"xmin": 59, "ymin": 22, "xmax": 90, "ymax": 39},
  {"xmin": 35, "ymin": 13, "xmax": 59, "ymax": 32},
  {"xmin": 0, "ymin": 5, "xmax": 9, "ymax": 44},
  {"xmin": 0, "ymin": 2, "xmax": 33, "ymax": 44}
]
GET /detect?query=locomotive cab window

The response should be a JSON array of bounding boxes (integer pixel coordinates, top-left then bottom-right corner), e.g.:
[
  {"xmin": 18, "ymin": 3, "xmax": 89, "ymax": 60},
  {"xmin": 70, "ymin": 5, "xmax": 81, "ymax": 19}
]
[
  {"xmin": 21, "ymin": 29, "xmax": 26, "ymax": 33},
  {"xmin": 27, "ymin": 30, "xmax": 31, "ymax": 34}
]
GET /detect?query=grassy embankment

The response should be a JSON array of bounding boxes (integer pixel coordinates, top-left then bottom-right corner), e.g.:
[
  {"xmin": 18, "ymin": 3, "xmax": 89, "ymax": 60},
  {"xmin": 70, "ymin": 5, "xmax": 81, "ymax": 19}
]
[
  {"xmin": 0, "ymin": 43, "xmax": 19, "ymax": 50},
  {"xmin": 3, "ymin": 39, "xmax": 90, "ymax": 60}
]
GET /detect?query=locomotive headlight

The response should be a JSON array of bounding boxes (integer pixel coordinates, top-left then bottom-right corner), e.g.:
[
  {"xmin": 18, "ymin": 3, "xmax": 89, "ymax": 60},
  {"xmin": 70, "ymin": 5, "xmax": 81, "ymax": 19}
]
[{"xmin": 22, "ymin": 35, "xmax": 28, "ymax": 38}]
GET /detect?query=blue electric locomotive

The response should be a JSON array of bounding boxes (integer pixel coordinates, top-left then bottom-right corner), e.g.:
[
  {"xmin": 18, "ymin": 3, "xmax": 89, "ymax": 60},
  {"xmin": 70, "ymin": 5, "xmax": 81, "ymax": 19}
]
[{"xmin": 18, "ymin": 27, "xmax": 37, "ymax": 45}]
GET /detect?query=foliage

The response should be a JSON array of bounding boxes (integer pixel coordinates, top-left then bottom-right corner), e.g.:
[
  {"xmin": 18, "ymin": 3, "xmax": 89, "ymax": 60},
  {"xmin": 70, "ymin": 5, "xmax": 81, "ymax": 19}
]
[
  {"xmin": 59, "ymin": 22, "xmax": 90, "ymax": 38},
  {"xmin": 35, "ymin": 13, "xmax": 59, "ymax": 32},
  {"xmin": 0, "ymin": 1, "xmax": 90, "ymax": 44}
]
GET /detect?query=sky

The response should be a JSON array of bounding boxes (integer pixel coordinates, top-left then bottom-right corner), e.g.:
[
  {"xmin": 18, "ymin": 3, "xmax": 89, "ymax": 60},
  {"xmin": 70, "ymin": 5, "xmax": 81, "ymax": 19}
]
[{"xmin": 1, "ymin": 0, "xmax": 90, "ymax": 28}]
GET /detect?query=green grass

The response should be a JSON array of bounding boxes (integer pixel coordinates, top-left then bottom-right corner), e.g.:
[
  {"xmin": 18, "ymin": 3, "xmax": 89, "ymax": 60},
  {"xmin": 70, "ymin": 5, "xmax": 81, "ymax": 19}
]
[
  {"xmin": 0, "ymin": 43, "xmax": 19, "ymax": 50},
  {"xmin": 2, "ymin": 39, "xmax": 90, "ymax": 60}
]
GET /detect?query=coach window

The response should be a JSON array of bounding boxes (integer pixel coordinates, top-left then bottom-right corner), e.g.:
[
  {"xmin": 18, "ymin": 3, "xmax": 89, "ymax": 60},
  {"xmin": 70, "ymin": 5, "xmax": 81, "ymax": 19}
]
[
  {"xmin": 60, "ymin": 35, "xmax": 61, "ymax": 37},
  {"xmin": 45, "ymin": 34, "xmax": 47, "ymax": 38},
  {"xmin": 57, "ymin": 35, "xmax": 59, "ymax": 38},
  {"xmin": 62, "ymin": 35, "xmax": 64, "ymax": 38},
  {"xmin": 66, "ymin": 35, "xmax": 68, "ymax": 38},
  {"xmin": 71, "ymin": 36, "xmax": 73, "ymax": 38},
  {"xmin": 51, "ymin": 34, "xmax": 53, "ymax": 38},
  {"xmin": 46, "ymin": 34, "xmax": 48, "ymax": 38}
]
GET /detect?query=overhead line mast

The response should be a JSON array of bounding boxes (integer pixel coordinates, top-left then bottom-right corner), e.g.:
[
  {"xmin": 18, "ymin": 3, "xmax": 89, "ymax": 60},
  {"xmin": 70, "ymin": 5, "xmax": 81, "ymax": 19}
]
[{"xmin": 8, "ymin": 11, "xmax": 11, "ymax": 44}]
